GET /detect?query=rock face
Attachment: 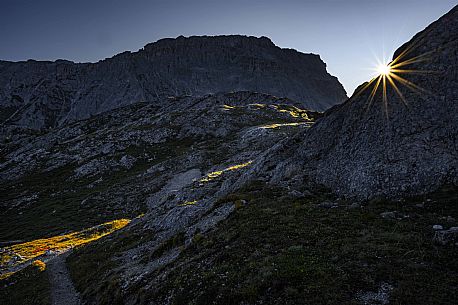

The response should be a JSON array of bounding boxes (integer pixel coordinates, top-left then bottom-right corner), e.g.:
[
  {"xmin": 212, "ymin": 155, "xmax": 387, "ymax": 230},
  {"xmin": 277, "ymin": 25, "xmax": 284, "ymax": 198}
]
[
  {"xmin": 243, "ymin": 5, "xmax": 458, "ymax": 199},
  {"xmin": 0, "ymin": 35, "xmax": 346, "ymax": 130}
]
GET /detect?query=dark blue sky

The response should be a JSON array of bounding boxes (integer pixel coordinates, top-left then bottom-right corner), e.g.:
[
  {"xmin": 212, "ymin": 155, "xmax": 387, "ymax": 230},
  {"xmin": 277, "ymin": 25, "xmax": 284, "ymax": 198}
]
[{"xmin": 1, "ymin": 0, "xmax": 456, "ymax": 94}]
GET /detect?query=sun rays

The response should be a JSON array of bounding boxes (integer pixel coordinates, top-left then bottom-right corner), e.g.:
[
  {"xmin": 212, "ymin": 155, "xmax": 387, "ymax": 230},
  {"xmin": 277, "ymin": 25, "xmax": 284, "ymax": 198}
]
[{"xmin": 353, "ymin": 32, "xmax": 438, "ymax": 118}]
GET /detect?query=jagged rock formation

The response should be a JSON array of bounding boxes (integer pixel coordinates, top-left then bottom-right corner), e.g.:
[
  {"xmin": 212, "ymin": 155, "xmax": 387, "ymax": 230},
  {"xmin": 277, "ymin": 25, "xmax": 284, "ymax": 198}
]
[
  {"xmin": 241, "ymin": 5, "xmax": 458, "ymax": 199},
  {"xmin": 0, "ymin": 35, "xmax": 346, "ymax": 130}
]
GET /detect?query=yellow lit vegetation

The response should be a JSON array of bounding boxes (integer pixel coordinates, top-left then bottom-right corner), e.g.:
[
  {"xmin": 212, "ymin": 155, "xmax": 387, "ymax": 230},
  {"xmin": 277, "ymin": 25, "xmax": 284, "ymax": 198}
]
[
  {"xmin": 259, "ymin": 122, "xmax": 312, "ymax": 129},
  {"xmin": 222, "ymin": 104, "xmax": 236, "ymax": 110},
  {"xmin": 248, "ymin": 103, "xmax": 267, "ymax": 108},
  {"xmin": 178, "ymin": 200, "xmax": 199, "ymax": 207},
  {"xmin": 178, "ymin": 162, "xmax": 253, "ymax": 207},
  {"xmin": 0, "ymin": 219, "xmax": 130, "ymax": 278},
  {"xmin": 200, "ymin": 161, "xmax": 253, "ymax": 183},
  {"xmin": 31, "ymin": 260, "xmax": 46, "ymax": 272},
  {"xmin": 0, "ymin": 272, "xmax": 14, "ymax": 280},
  {"xmin": 222, "ymin": 103, "xmax": 313, "ymax": 121},
  {"xmin": 270, "ymin": 104, "xmax": 313, "ymax": 120},
  {"xmin": 177, "ymin": 162, "xmax": 254, "ymax": 207}
]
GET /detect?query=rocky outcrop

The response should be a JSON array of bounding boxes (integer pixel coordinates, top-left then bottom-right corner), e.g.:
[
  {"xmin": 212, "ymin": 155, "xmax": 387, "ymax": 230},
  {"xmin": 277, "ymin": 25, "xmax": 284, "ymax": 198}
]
[
  {"xmin": 242, "ymin": 5, "xmax": 458, "ymax": 199},
  {"xmin": 0, "ymin": 35, "xmax": 346, "ymax": 130}
]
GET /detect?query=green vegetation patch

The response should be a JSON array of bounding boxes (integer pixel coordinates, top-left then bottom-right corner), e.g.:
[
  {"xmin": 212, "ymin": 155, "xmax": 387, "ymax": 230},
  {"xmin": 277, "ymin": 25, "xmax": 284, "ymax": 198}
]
[{"xmin": 0, "ymin": 163, "xmax": 140, "ymax": 242}]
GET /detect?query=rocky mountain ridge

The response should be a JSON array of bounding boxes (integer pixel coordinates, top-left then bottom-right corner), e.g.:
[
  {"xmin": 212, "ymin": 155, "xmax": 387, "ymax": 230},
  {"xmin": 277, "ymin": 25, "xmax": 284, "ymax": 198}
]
[{"xmin": 0, "ymin": 35, "xmax": 346, "ymax": 130}]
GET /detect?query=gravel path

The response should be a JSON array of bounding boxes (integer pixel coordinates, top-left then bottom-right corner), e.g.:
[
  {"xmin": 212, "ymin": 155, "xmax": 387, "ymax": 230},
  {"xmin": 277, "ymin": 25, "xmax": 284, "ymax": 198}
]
[{"xmin": 47, "ymin": 251, "xmax": 81, "ymax": 305}]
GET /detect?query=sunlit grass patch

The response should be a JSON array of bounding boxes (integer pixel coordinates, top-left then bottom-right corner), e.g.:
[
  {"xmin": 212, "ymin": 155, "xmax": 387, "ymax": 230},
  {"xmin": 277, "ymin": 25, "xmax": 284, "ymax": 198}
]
[
  {"xmin": 270, "ymin": 104, "xmax": 314, "ymax": 120},
  {"xmin": 248, "ymin": 103, "xmax": 267, "ymax": 108},
  {"xmin": 226, "ymin": 162, "xmax": 253, "ymax": 171},
  {"xmin": 178, "ymin": 200, "xmax": 199, "ymax": 207},
  {"xmin": 202, "ymin": 170, "xmax": 224, "ymax": 181},
  {"xmin": 222, "ymin": 104, "xmax": 236, "ymax": 110},
  {"xmin": 0, "ymin": 218, "xmax": 130, "ymax": 277},
  {"xmin": 259, "ymin": 122, "xmax": 312, "ymax": 129},
  {"xmin": 222, "ymin": 103, "xmax": 315, "ymax": 122},
  {"xmin": 31, "ymin": 260, "xmax": 46, "ymax": 272},
  {"xmin": 199, "ymin": 161, "xmax": 253, "ymax": 183}
]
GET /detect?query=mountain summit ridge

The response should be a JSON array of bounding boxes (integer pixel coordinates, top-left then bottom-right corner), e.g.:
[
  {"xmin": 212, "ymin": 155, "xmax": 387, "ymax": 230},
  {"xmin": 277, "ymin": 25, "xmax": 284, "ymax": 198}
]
[{"xmin": 0, "ymin": 35, "xmax": 347, "ymax": 130}]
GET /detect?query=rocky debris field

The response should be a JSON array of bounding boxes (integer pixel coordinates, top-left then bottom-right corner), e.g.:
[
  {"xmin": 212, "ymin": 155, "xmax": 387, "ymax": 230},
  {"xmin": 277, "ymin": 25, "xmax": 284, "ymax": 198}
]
[{"xmin": 1, "ymin": 92, "xmax": 316, "ymax": 232}]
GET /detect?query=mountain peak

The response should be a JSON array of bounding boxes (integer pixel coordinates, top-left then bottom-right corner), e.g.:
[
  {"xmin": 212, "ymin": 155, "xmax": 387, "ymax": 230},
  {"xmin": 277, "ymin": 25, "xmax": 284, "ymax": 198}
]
[
  {"xmin": 0, "ymin": 35, "xmax": 346, "ymax": 129},
  {"xmin": 143, "ymin": 35, "xmax": 276, "ymax": 51}
]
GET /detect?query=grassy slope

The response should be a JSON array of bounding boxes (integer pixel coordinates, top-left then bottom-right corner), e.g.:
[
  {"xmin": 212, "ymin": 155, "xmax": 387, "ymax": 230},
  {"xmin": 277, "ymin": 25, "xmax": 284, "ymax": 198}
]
[
  {"xmin": 4, "ymin": 102, "xmax": 456, "ymax": 304},
  {"xmin": 67, "ymin": 225, "xmax": 157, "ymax": 305},
  {"xmin": 136, "ymin": 183, "xmax": 458, "ymax": 305},
  {"xmin": 0, "ymin": 264, "xmax": 50, "ymax": 305}
]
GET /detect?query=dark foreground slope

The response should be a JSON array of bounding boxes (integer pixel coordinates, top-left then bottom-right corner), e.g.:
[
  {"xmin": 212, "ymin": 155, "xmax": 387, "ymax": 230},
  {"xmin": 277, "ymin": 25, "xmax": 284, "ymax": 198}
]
[
  {"xmin": 82, "ymin": 184, "xmax": 455, "ymax": 305},
  {"xmin": 0, "ymin": 35, "xmax": 346, "ymax": 130},
  {"xmin": 242, "ymin": 5, "xmax": 458, "ymax": 199}
]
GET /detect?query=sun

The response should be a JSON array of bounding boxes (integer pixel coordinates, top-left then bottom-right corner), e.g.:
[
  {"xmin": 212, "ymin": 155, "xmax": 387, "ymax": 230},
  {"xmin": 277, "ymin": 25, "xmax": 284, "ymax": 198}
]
[
  {"xmin": 353, "ymin": 36, "xmax": 434, "ymax": 118},
  {"xmin": 377, "ymin": 63, "xmax": 391, "ymax": 76}
]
